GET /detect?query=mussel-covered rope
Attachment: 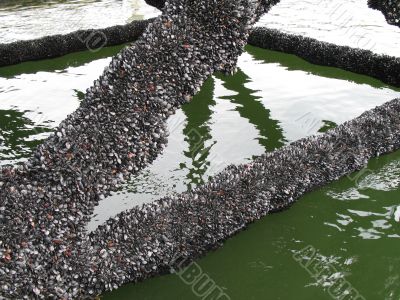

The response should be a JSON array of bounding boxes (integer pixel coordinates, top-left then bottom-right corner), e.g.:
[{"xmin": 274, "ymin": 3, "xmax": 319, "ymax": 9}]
[
  {"xmin": 368, "ymin": 0, "xmax": 400, "ymax": 28},
  {"xmin": 0, "ymin": 0, "xmax": 280, "ymax": 298}
]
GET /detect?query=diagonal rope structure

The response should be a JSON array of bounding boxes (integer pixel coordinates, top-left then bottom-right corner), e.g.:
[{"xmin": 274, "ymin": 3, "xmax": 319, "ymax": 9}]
[
  {"xmin": 0, "ymin": 0, "xmax": 399, "ymax": 299},
  {"xmin": 0, "ymin": 0, "xmax": 280, "ymax": 298}
]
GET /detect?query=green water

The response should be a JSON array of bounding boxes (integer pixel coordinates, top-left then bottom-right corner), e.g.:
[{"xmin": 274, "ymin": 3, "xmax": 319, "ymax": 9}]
[
  {"xmin": 1, "ymin": 44, "xmax": 400, "ymax": 299},
  {"xmin": 104, "ymin": 152, "xmax": 400, "ymax": 300},
  {"xmin": 103, "ymin": 150, "xmax": 400, "ymax": 300}
]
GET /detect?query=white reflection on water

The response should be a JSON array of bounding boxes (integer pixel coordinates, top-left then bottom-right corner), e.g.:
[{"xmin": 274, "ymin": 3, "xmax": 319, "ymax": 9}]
[
  {"xmin": 326, "ymin": 155, "xmax": 400, "ymax": 239},
  {"xmin": 89, "ymin": 49, "xmax": 399, "ymax": 230},
  {"xmin": 328, "ymin": 158, "xmax": 400, "ymax": 201},
  {"xmin": 258, "ymin": 0, "xmax": 400, "ymax": 57},
  {"xmin": 3, "ymin": 0, "xmax": 400, "ymax": 59},
  {"xmin": 0, "ymin": 44, "xmax": 398, "ymax": 228},
  {"xmin": 0, "ymin": 0, "xmax": 159, "ymax": 43}
]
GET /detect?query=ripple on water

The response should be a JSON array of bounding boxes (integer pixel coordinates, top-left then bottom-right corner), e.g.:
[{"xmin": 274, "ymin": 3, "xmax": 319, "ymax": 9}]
[
  {"xmin": 327, "ymin": 157, "xmax": 400, "ymax": 200},
  {"xmin": 359, "ymin": 160, "xmax": 400, "ymax": 191},
  {"xmin": 325, "ymin": 153, "xmax": 400, "ymax": 240}
]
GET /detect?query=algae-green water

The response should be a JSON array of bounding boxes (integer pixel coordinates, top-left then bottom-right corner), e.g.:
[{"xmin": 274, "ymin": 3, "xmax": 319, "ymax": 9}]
[
  {"xmin": 1, "ymin": 43, "xmax": 400, "ymax": 299},
  {"xmin": 105, "ymin": 151, "xmax": 400, "ymax": 300}
]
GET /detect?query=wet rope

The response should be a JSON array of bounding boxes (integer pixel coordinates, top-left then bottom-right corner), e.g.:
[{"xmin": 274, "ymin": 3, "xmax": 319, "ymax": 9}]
[{"xmin": 0, "ymin": 0, "xmax": 280, "ymax": 298}]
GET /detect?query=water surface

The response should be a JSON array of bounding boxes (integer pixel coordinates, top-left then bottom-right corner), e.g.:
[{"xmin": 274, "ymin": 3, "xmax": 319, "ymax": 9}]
[
  {"xmin": 3, "ymin": 0, "xmax": 400, "ymax": 59},
  {"xmin": 1, "ymin": 1, "xmax": 400, "ymax": 299},
  {"xmin": 1, "ymin": 42, "xmax": 400, "ymax": 299},
  {"xmin": 104, "ymin": 151, "xmax": 400, "ymax": 300},
  {"xmin": 258, "ymin": 0, "xmax": 400, "ymax": 57},
  {"xmin": 0, "ymin": 0, "xmax": 159, "ymax": 43}
]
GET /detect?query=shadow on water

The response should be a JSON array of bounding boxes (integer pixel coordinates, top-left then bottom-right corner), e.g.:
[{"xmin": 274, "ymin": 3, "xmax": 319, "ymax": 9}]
[
  {"xmin": 0, "ymin": 109, "xmax": 52, "ymax": 164},
  {"xmin": 180, "ymin": 77, "xmax": 216, "ymax": 190},
  {"xmin": 0, "ymin": 45, "xmax": 125, "ymax": 78},
  {"xmin": 245, "ymin": 45, "xmax": 400, "ymax": 92},
  {"xmin": 180, "ymin": 68, "xmax": 285, "ymax": 189},
  {"xmin": 215, "ymin": 69, "xmax": 285, "ymax": 152}
]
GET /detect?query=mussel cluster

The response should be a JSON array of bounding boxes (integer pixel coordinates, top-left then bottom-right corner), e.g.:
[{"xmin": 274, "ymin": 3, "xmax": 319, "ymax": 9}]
[
  {"xmin": 0, "ymin": 0, "xmax": 281, "ymax": 298},
  {"xmin": 248, "ymin": 27, "xmax": 400, "ymax": 87},
  {"xmin": 0, "ymin": 20, "xmax": 150, "ymax": 68},
  {"xmin": 1, "ymin": 0, "xmax": 399, "ymax": 299},
  {"xmin": 368, "ymin": 0, "xmax": 400, "ymax": 27}
]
